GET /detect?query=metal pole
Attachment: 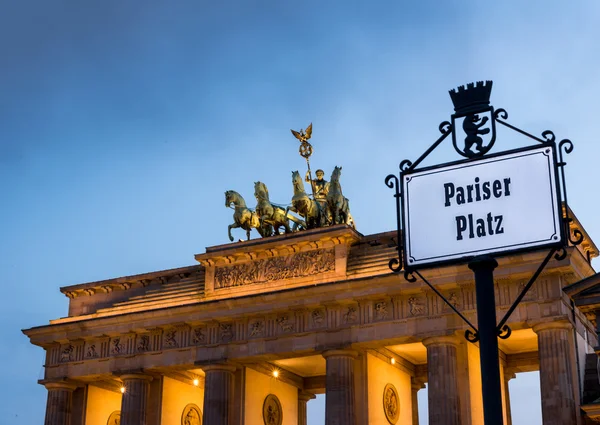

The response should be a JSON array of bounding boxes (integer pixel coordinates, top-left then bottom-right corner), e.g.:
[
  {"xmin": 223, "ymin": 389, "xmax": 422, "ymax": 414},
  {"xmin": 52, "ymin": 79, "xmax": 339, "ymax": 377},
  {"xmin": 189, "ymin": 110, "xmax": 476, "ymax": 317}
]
[
  {"xmin": 468, "ymin": 256, "xmax": 503, "ymax": 425},
  {"xmin": 305, "ymin": 157, "xmax": 316, "ymax": 199}
]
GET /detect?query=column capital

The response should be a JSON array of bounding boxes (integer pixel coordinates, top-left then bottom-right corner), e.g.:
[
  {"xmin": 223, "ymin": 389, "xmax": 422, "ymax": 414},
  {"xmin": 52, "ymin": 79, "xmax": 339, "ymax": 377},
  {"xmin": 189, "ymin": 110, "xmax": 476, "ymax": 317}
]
[
  {"xmin": 42, "ymin": 381, "xmax": 77, "ymax": 391},
  {"xmin": 120, "ymin": 373, "xmax": 153, "ymax": 382},
  {"xmin": 411, "ymin": 379, "xmax": 426, "ymax": 391},
  {"xmin": 503, "ymin": 370, "xmax": 517, "ymax": 382},
  {"xmin": 422, "ymin": 335, "xmax": 460, "ymax": 348},
  {"xmin": 201, "ymin": 363, "xmax": 237, "ymax": 373},
  {"xmin": 322, "ymin": 349, "xmax": 359, "ymax": 359},
  {"xmin": 298, "ymin": 391, "xmax": 316, "ymax": 402},
  {"xmin": 532, "ymin": 320, "xmax": 573, "ymax": 334}
]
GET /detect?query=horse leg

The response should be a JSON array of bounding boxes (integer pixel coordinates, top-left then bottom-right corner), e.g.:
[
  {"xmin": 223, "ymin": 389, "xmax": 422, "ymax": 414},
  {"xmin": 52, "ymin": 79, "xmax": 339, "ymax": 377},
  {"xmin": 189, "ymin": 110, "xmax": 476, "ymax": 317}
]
[
  {"xmin": 228, "ymin": 223, "xmax": 239, "ymax": 242},
  {"xmin": 246, "ymin": 228, "xmax": 251, "ymax": 240}
]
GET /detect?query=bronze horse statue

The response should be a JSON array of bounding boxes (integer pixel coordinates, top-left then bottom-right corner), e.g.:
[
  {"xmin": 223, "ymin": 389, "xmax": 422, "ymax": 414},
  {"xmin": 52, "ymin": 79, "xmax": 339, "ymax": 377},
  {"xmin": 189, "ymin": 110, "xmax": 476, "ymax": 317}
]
[
  {"xmin": 327, "ymin": 166, "xmax": 355, "ymax": 228},
  {"xmin": 225, "ymin": 190, "xmax": 273, "ymax": 241},
  {"xmin": 254, "ymin": 181, "xmax": 305, "ymax": 235},
  {"xmin": 288, "ymin": 170, "xmax": 326, "ymax": 229}
]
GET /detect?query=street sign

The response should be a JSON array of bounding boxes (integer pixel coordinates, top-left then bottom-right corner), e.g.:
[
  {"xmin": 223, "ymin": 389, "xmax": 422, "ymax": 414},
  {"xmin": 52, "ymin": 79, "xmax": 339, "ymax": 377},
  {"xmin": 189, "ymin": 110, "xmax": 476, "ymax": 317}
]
[
  {"xmin": 402, "ymin": 144, "xmax": 562, "ymax": 268},
  {"xmin": 387, "ymin": 81, "xmax": 579, "ymax": 425}
]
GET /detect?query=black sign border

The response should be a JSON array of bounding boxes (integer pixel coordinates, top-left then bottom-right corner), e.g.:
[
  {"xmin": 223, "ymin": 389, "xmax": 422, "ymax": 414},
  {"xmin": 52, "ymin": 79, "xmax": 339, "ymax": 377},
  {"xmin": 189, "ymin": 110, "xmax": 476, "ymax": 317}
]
[{"xmin": 400, "ymin": 141, "xmax": 564, "ymax": 271}]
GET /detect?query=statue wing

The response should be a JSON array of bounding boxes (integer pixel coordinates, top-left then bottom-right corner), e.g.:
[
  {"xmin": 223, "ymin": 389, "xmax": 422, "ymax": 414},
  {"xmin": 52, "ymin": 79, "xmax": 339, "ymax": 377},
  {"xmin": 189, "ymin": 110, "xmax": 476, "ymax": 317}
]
[
  {"xmin": 305, "ymin": 123, "xmax": 312, "ymax": 139},
  {"xmin": 291, "ymin": 129, "xmax": 302, "ymax": 140}
]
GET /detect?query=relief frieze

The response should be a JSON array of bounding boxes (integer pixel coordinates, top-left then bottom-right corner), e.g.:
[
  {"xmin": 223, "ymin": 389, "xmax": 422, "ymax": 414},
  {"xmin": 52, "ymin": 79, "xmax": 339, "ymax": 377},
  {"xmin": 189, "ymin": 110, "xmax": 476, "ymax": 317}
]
[
  {"xmin": 214, "ymin": 248, "xmax": 335, "ymax": 289},
  {"xmin": 50, "ymin": 283, "xmax": 532, "ymax": 365},
  {"xmin": 192, "ymin": 328, "xmax": 206, "ymax": 344},
  {"xmin": 110, "ymin": 338, "xmax": 125, "ymax": 355},
  {"xmin": 374, "ymin": 301, "xmax": 389, "ymax": 321},
  {"xmin": 250, "ymin": 320, "xmax": 265, "ymax": 337},
  {"xmin": 137, "ymin": 335, "xmax": 150, "ymax": 352},
  {"xmin": 164, "ymin": 330, "xmax": 178, "ymax": 348},
  {"xmin": 408, "ymin": 297, "xmax": 425, "ymax": 316},
  {"xmin": 220, "ymin": 323, "xmax": 233, "ymax": 342},
  {"xmin": 311, "ymin": 309, "xmax": 325, "ymax": 327},
  {"xmin": 277, "ymin": 316, "xmax": 294, "ymax": 333},
  {"xmin": 343, "ymin": 306, "xmax": 358, "ymax": 324},
  {"xmin": 86, "ymin": 344, "xmax": 99, "ymax": 358},
  {"xmin": 60, "ymin": 345, "xmax": 74, "ymax": 362}
]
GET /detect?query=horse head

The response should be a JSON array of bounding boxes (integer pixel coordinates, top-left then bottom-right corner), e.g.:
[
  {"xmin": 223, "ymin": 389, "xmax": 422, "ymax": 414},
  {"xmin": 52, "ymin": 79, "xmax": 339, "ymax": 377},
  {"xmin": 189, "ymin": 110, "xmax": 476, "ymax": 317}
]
[
  {"xmin": 291, "ymin": 171, "xmax": 304, "ymax": 194},
  {"xmin": 254, "ymin": 181, "xmax": 269, "ymax": 201},
  {"xmin": 225, "ymin": 190, "xmax": 245, "ymax": 208},
  {"xmin": 331, "ymin": 166, "xmax": 342, "ymax": 183}
]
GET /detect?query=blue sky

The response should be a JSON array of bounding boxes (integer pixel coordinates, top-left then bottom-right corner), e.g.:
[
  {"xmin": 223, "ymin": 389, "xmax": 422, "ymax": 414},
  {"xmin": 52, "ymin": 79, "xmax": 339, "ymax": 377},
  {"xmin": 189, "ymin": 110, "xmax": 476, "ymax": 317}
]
[{"xmin": 2, "ymin": 1, "xmax": 599, "ymax": 423}]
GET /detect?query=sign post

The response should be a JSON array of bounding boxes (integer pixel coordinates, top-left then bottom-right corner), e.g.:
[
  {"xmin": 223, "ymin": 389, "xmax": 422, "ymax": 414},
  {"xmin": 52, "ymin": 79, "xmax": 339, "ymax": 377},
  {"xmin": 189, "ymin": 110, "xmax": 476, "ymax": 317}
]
[
  {"xmin": 386, "ymin": 81, "xmax": 582, "ymax": 425},
  {"xmin": 469, "ymin": 256, "xmax": 502, "ymax": 425}
]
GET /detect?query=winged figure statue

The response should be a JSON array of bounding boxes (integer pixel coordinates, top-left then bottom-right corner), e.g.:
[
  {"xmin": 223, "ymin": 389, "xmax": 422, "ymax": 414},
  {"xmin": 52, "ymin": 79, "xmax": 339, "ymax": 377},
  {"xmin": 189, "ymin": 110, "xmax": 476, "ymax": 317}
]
[{"xmin": 290, "ymin": 123, "xmax": 312, "ymax": 143}]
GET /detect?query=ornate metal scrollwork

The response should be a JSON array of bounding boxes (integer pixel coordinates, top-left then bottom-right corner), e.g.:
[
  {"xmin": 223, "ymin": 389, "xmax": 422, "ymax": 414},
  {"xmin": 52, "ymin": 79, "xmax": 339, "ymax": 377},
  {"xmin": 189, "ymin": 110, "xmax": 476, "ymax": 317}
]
[
  {"xmin": 465, "ymin": 329, "xmax": 480, "ymax": 343},
  {"xmin": 385, "ymin": 174, "xmax": 403, "ymax": 273},
  {"xmin": 384, "ymin": 81, "xmax": 583, "ymax": 348},
  {"xmin": 388, "ymin": 258, "xmax": 401, "ymax": 273},
  {"xmin": 556, "ymin": 138, "xmax": 583, "ymax": 247},
  {"xmin": 384, "ymin": 174, "xmax": 398, "ymax": 189},
  {"xmin": 399, "ymin": 159, "xmax": 413, "ymax": 172},
  {"xmin": 439, "ymin": 121, "xmax": 452, "ymax": 134},
  {"xmin": 403, "ymin": 270, "xmax": 417, "ymax": 283},
  {"xmin": 494, "ymin": 108, "xmax": 508, "ymax": 120},
  {"xmin": 559, "ymin": 138, "xmax": 574, "ymax": 161},
  {"xmin": 541, "ymin": 130, "xmax": 556, "ymax": 143},
  {"xmin": 498, "ymin": 325, "xmax": 512, "ymax": 339}
]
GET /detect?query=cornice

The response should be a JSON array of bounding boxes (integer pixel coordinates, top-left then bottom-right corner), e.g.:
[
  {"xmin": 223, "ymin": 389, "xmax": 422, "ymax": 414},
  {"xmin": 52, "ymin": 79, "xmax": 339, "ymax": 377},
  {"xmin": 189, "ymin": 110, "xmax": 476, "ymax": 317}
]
[{"xmin": 60, "ymin": 264, "xmax": 204, "ymax": 299}]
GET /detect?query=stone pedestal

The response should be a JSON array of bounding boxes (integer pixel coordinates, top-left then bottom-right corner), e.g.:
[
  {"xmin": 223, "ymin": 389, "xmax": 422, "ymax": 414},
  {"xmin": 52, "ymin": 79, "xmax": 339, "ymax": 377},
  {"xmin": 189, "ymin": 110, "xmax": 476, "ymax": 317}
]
[
  {"xmin": 533, "ymin": 321, "xmax": 578, "ymax": 425},
  {"xmin": 202, "ymin": 364, "xmax": 236, "ymax": 425},
  {"xmin": 44, "ymin": 382, "xmax": 76, "ymax": 425},
  {"xmin": 120, "ymin": 374, "xmax": 152, "ymax": 425},
  {"xmin": 323, "ymin": 350, "xmax": 358, "ymax": 425},
  {"xmin": 298, "ymin": 391, "xmax": 316, "ymax": 425},
  {"xmin": 423, "ymin": 336, "xmax": 462, "ymax": 425}
]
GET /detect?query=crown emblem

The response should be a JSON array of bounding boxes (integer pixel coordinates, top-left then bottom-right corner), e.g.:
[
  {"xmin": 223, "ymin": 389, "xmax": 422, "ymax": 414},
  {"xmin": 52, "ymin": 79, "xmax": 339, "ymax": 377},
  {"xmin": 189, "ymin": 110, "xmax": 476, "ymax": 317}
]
[{"xmin": 449, "ymin": 80, "xmax": 493, "ymax": 114}]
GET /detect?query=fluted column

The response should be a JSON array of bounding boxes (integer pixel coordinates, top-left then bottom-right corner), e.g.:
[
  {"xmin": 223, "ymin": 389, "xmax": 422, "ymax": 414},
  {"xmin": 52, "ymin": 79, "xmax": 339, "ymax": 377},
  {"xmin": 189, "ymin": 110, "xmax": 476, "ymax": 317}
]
[
  {"xmin": 533, "ymin": 321, "xmax": 578, "ymax": 425},
  {"xmin": 423, "ymin": 336, "xmax": 462, "ymax": 425},
  {"xmin": 202, "ymin": 364, "xmax": 236, "ymax": 425},
  {"xmin": 323, "ymin": 350, "xmax": 358, "ymax": 425},
  {"xmin": 411, "ymin": 379, "xmax": 425, "ymax": 425},
  {"xmin": 44, "ymin": 382, "xmax": 76, "ymax": 425},
  {"xmin": 298, "ymin": 390, "xmax": 316, "ymax": 425},
  {"xmin": 120, "ymin": 374, "xmax": 152, "ymax": 425}
]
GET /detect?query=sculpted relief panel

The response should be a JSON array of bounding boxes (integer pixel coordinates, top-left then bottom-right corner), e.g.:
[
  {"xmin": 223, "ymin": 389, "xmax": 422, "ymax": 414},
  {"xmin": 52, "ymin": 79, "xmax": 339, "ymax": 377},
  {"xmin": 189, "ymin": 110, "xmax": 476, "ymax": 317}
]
[
  {"xmin": 182, "ymin": 404, "xmax": 202, "ymax": 425},
  {"xmin": 263, "ymin": 394, "xmax": 283, "ymax": 425},
  {"xmin": 214, "ymin": 248, "xmax": 335, "ymax": 289}
]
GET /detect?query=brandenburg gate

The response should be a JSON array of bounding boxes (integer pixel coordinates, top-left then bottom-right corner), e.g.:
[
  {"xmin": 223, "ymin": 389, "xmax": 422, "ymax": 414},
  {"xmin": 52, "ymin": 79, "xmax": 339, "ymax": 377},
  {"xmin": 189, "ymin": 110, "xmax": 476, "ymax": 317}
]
[{"xmin": 24, "ymin": 99, "xmax": 600, "ymax": 425}]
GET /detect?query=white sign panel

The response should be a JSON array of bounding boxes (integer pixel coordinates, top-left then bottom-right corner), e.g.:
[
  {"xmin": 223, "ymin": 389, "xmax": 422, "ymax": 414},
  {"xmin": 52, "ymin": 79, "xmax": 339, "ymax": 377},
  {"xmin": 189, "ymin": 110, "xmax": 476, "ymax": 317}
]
[{"xmin": 402, "ymin": 145, "xmax": 561, "ymax": 267}]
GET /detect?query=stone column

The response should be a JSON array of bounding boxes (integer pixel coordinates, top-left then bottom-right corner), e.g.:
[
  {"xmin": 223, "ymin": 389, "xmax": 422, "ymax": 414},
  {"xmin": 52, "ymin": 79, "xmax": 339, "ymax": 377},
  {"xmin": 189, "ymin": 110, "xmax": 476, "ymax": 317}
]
[
  {"xmin": 533, "ymin": 321, "xmax": 578, "ymax": 425},
  {"xmin": 323, "ymin": 350, "xmax": 358, "ymax": 425},
  {"xmin": 44, "ymin": 382, "xmax": 76, "ymax": 425},
  {"xmin": 423, "ymin": 336, "xmax": 462, "ymax": 425},
  {"xmin": 120, "ymin": 374, "xmax": 152, "ymax": 425},
  {"xmin": 502, "ymin": 371, "xmax": 515, "ymax": 425},
  {"xmin": 298, "ymin": 390, "xmax": 316, "ymax": 425},
  {"xmin": 411, "ymin": 379, "xmax": 425, "ymax": 425},
  {"xmin": 202, "ymin": 364, "xmax": 236, "ymax": 425}
]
